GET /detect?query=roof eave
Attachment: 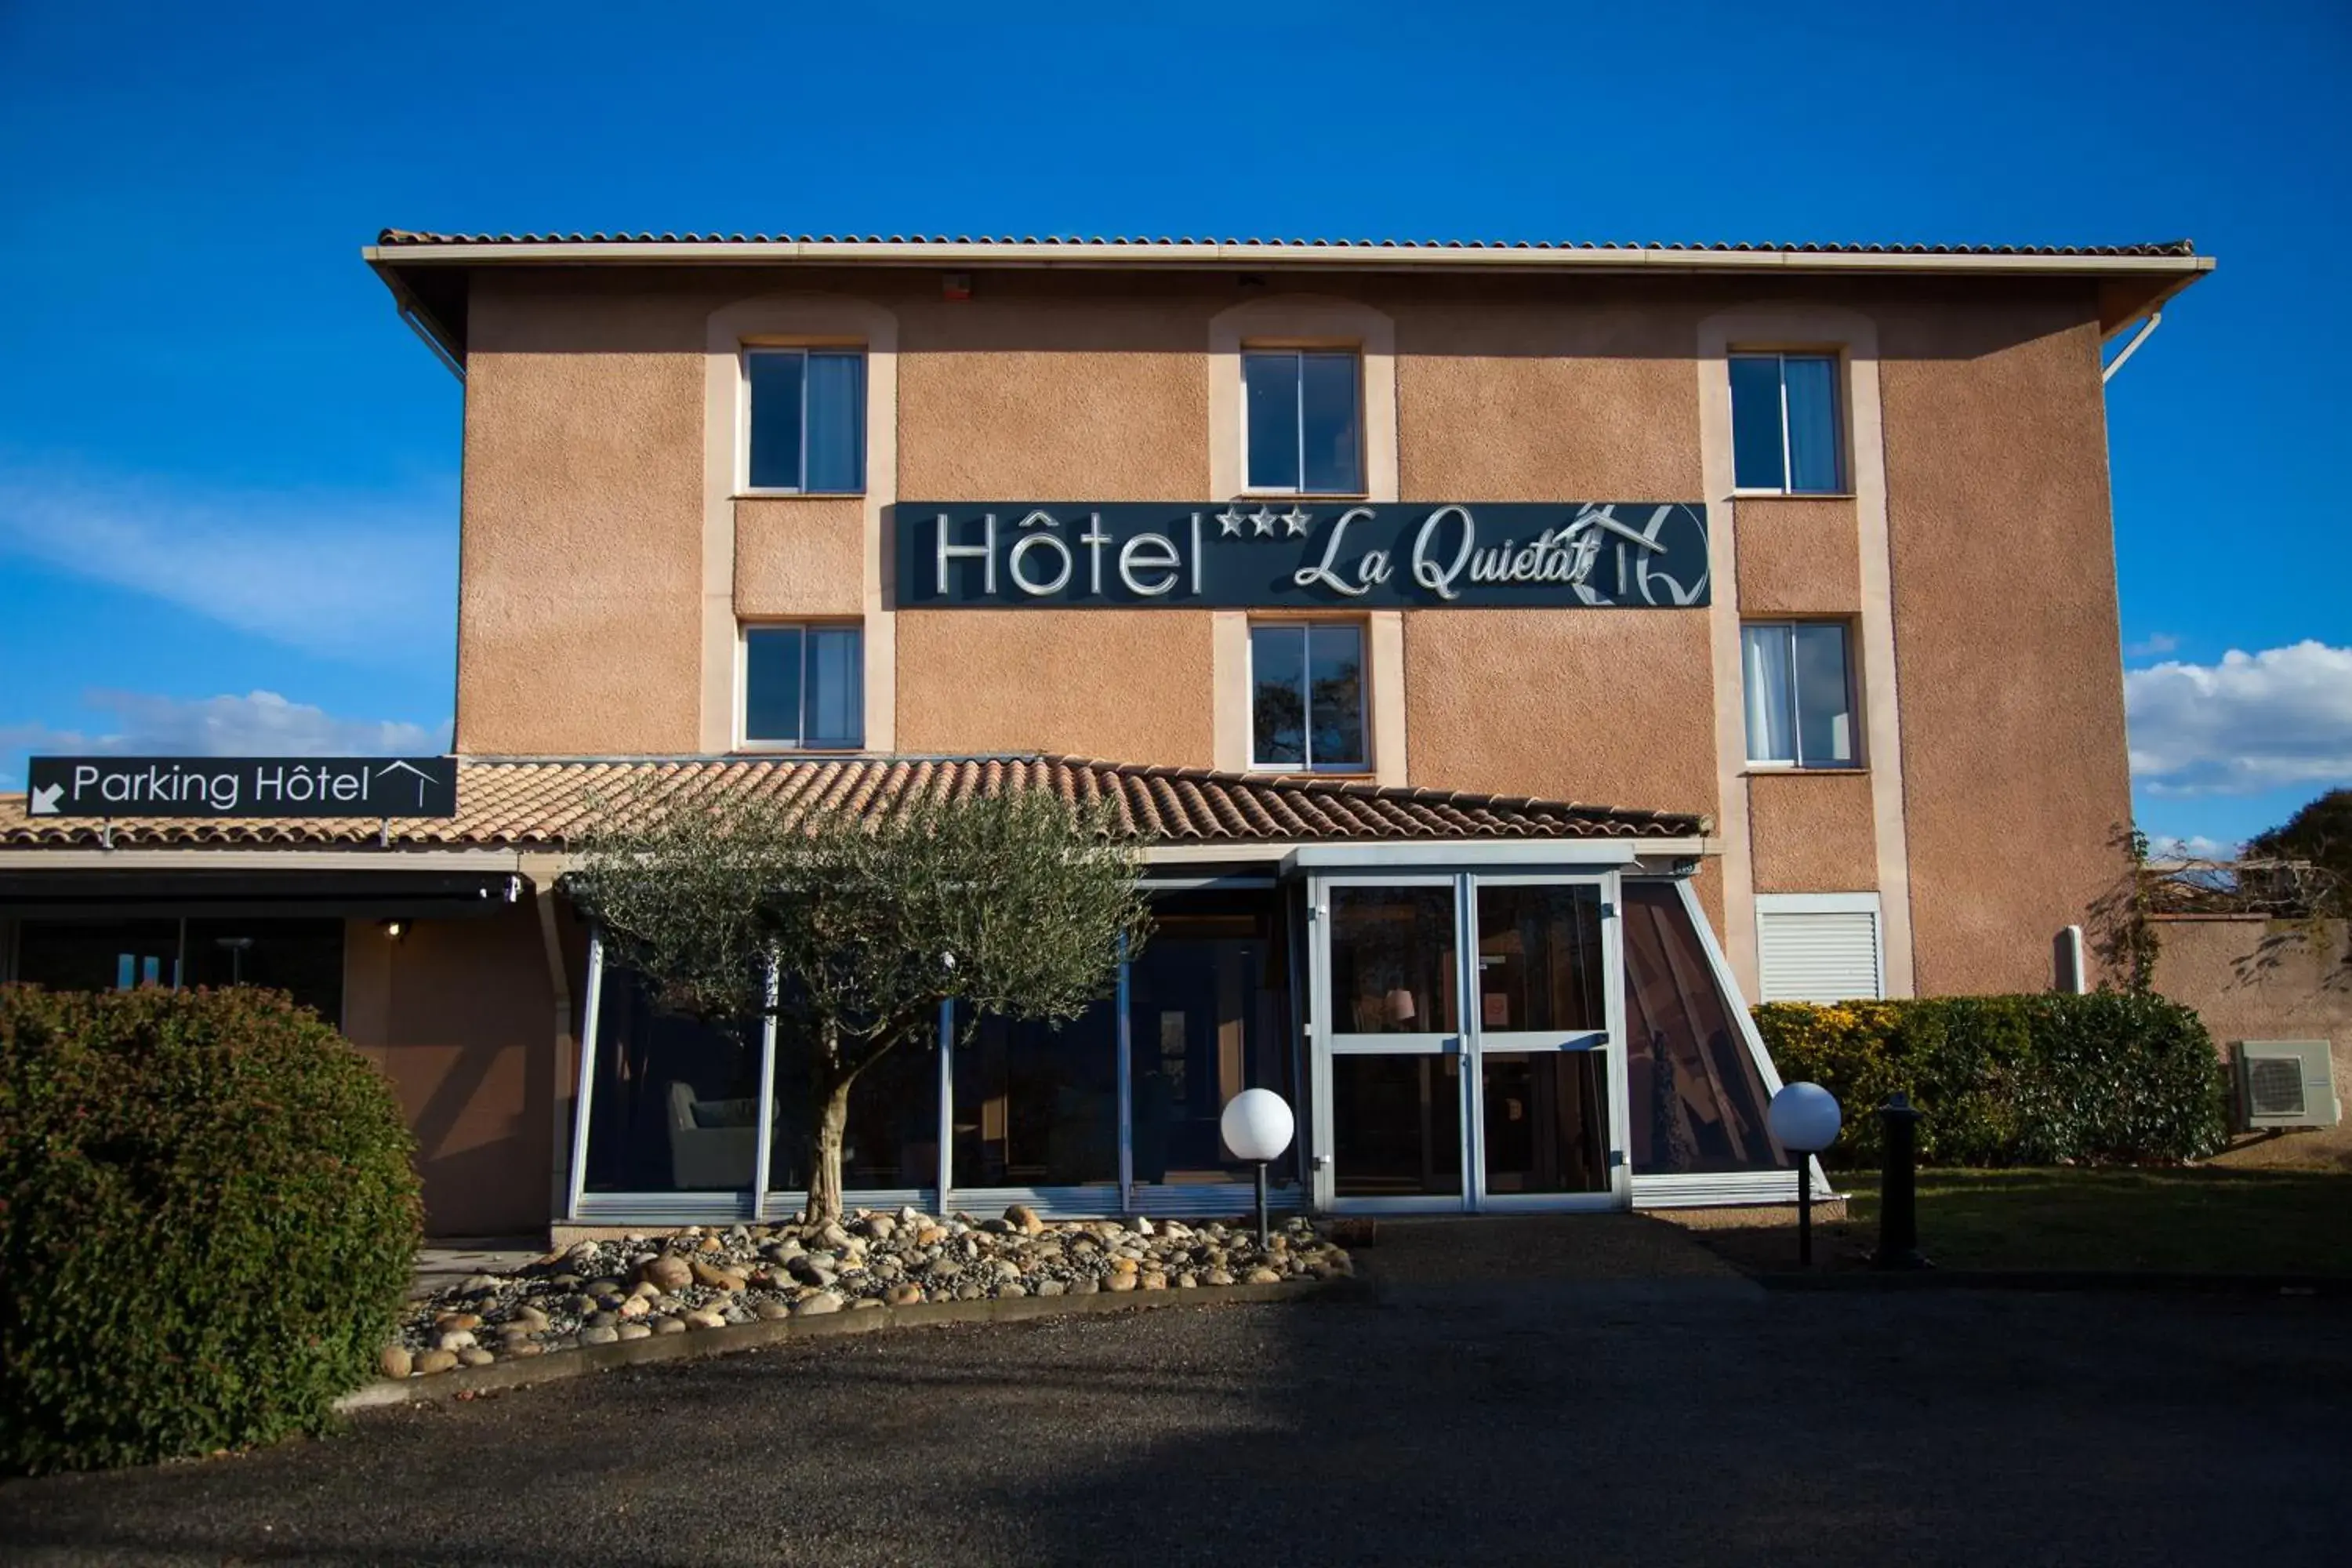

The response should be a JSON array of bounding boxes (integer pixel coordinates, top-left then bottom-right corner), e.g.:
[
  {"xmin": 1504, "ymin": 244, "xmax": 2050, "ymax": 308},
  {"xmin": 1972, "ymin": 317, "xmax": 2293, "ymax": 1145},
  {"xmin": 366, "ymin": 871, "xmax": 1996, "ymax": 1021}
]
[
  {"xmin": 363, "ymin": 237, "xmax": 2215, "ymax": 283},
  {"xmin": 2095, "ymin": 263, "xmax": 2214, "ymax": 336}
]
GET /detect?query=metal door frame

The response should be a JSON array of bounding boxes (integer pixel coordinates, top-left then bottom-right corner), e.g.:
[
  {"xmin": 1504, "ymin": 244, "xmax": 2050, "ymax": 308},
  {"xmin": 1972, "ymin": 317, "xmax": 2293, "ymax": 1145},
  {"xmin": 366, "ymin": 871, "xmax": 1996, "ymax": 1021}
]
[
  {"xmin": 1464, "ymin": 870, "xmax": 1629, "ymax": 1212},
  {"xmin": 1306, "ymin": 866, "xmax": 1632, "ymax": 1214}
]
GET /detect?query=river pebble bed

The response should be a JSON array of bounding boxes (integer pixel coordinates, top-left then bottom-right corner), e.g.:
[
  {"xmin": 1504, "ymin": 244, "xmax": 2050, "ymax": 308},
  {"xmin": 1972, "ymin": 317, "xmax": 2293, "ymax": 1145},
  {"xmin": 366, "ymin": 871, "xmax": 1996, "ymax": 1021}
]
[{"xmin": 379, "ymin": 1207, "xmax": 1350, "ymax": 1379}]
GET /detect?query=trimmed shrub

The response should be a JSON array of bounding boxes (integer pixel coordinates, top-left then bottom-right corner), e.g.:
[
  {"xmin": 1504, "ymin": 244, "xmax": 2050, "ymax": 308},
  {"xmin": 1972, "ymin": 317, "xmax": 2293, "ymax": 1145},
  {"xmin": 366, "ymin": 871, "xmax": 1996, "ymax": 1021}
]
[
  {"xmin": 1755, "ymin": 992, "xmax": 2227, "ymax": 1168},
  {"xmin": 0, "ymin": 985, "xmax": 421, "ymax": 1474}
]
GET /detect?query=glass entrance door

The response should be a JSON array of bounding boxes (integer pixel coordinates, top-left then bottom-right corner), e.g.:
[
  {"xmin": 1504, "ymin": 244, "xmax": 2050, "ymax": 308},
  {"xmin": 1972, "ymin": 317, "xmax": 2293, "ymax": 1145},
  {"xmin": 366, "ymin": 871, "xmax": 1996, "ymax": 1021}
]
[
  {"xmin": 1308, "ymin": 868, "xmax": 1628, "ymax": 1212},
  {"xmin": 1317, "ymin": 879, "xmax": 1467, "ymax": 1209},
  {"xmin": 1466, "ymin": 876, "xmax": 1627, "ymax": 1209}
]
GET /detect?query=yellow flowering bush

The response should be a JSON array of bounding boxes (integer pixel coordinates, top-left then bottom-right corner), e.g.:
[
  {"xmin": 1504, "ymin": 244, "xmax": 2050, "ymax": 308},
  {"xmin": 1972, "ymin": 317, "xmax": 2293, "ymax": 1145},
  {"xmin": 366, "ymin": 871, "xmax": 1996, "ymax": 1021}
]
[{"xmin": 1755, "ymin": 993, "xmax": 2223, "ymax": 1168}]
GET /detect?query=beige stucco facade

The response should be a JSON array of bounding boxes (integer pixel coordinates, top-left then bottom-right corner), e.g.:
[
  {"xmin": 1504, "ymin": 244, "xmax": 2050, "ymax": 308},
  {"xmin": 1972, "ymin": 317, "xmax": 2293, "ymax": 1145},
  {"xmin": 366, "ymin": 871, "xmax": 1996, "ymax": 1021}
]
[
  {"xmin": 438, "ymin": 260, "xmax": 2160, "ymax": 1006},
  {"xmin": 0, "ymin": 238, "xmax": 2216, "ymax": 1240},
  {"xmin": 2154, "ymin": 917, "xmax": 2352, "ymax": 1170},
  {"xmin": 339, "ymin": 898, "xmax": 577, "ymax": 1237}
]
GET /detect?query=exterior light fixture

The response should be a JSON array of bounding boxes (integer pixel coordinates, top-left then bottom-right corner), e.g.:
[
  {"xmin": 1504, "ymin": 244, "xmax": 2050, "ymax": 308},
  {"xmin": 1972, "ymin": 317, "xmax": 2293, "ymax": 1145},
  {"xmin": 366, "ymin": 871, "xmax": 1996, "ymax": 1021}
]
[
  {"xmin": 1767, "ymin": 1081, "xmax": 1842, "ymax": 1266},
  {"xmin": 1219, "ymin": 1088, "xmax": 1296, "ymax": 1249},
  {"xmin": 381, "ymin": 919, "xmax": 407, "ymax": 942}
]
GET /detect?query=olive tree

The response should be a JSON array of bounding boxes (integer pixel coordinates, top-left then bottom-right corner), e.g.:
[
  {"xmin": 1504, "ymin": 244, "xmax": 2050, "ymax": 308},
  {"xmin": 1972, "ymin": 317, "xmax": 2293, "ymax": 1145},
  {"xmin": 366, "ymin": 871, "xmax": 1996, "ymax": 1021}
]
[{"xmin": 570, "ymin": 786, "xmax": 1150, "ymax": 1222}]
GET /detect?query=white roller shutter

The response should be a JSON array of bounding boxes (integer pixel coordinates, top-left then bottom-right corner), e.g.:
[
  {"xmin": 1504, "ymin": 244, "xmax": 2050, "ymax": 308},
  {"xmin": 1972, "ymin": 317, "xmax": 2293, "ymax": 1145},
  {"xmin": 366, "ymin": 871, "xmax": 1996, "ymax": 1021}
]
[{"xmin": 1755, "ymin": 894, "xmax": 1884, "ymax": 1003}]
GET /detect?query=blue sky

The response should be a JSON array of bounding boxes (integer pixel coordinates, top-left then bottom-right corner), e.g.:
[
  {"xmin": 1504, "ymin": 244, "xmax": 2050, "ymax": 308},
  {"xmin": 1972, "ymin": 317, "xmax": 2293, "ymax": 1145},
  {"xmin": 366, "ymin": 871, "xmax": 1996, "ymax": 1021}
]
[{"xmin": 2, "ymin": 0, "xmax": 2346, "ymax": 851}]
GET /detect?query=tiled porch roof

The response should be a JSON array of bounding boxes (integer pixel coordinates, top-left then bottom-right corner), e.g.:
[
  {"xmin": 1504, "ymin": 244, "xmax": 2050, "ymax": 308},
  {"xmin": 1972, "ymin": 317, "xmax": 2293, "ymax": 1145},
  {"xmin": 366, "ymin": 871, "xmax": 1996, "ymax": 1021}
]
[{"xmin": 0, "ymin": 756, "xmax": 1706, "ymax": 851}]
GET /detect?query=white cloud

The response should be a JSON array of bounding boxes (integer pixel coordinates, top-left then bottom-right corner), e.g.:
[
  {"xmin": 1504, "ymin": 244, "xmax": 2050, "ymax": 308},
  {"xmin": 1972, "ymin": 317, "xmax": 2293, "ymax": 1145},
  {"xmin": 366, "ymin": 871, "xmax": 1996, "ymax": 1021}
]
[
  {"xmin": 2145, "ymin": 833, "xmax": 2241, "ymax": 862},
  {"xmin": 0, "ymin": 462, "xmax": 456, "ymax": 662},
  {"xmin": 2126, "ymin": 641, "xmax": 2352, "ymax": 796},
  {"xmin": 2125, "ymin": 632, "xmax": 2180, "ymax": 659},
  {"xmin": 0, "ymin": 690, "xmax": 449, "ymax": 787}
]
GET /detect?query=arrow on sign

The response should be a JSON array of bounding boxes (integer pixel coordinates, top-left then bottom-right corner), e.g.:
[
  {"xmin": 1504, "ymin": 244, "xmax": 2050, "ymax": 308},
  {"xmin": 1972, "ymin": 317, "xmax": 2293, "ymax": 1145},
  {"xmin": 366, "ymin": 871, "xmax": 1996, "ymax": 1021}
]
[{"xmin": 29, "ymin": 783, "xmax": 63, "ymax": 815}]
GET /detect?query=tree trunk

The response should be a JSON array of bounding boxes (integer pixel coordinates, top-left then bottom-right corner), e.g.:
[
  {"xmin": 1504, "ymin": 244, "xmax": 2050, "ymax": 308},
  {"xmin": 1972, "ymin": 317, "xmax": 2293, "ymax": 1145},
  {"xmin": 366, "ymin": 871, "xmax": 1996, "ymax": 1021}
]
[{"xmin": 806, "ymin": 1070, "xmax": 854, "ymax": 1225}]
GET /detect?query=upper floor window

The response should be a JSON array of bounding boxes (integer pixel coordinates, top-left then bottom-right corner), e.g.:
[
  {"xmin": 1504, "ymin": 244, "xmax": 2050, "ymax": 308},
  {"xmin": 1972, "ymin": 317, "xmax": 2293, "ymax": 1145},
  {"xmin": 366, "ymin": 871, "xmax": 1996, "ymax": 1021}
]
[
  {"xmin": 1730, "ymin": 352, "xmax": 1843, "ymax": 494},
  {"xmin": 1243, "ymin": 350, "xmax": 1361, "ymax": 494},
  {"xmin": 745, "ymin": 349, "xmax": 866, "ymax": 493},
  {"xmin": 742, "ymin": 623, "xmax": 863, "ymax": 750},
  {"xmin": 1250, "ymin": 622, "xmax": 1366, "ymax": 771},
  {"xmin": 1741, "ymin": 621, "xmax": 1856, "ymax": 769}
]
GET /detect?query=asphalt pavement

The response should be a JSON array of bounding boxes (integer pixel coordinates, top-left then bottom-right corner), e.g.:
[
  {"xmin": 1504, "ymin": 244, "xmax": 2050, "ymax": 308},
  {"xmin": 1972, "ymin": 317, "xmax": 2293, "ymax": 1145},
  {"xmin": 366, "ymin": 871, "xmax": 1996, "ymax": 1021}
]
[{"xmin": 5, "ymin": 1220, "xmax": 2349, "ymax": 1566}]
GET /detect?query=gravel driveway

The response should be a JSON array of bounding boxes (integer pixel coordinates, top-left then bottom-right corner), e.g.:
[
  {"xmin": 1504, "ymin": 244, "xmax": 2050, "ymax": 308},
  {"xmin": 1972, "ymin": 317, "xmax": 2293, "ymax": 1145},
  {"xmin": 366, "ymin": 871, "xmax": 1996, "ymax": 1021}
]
[{"xmin": 5, "ymin": 1225, "xmax": 2348, "ymax": 1566}]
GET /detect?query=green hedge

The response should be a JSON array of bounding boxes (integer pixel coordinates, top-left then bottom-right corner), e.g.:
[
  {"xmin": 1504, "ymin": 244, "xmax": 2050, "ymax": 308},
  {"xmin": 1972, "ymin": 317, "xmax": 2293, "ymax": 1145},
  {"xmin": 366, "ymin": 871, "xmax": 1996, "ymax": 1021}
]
[
  {"xmin": 0, "ymin": 986, "xmax": 422, "ymax": 1473},
  {"xmin": 1753, "ymin": 993, "xmax": 2227, "ymax": 1169}
]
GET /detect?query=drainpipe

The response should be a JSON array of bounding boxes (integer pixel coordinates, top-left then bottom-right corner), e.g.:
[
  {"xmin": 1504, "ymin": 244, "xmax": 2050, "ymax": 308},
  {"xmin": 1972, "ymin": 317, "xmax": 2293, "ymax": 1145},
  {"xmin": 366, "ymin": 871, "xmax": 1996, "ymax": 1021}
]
[{"xmin": 2101, "ymin": 312, "xmax": 2162, "ymax": 383}]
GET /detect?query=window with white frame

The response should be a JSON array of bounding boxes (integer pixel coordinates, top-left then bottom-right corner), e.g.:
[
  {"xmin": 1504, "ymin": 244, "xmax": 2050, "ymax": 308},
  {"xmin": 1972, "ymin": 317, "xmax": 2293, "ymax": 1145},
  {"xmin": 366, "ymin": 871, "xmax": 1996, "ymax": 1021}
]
[
  {"xmin": 1243, "ymin": 349, "xmax": 1362, "ymax": 493},
  {"xmin": 1249, "ymin": 622, "xmax": 1366, "ymax": 771},
  {"xmin": 745, "ymin": 348, "xmax": 866, "ymax": 492},
  {"xmin": 1730, "ymin": 351, "xmax": 1844, "ymax": 494},
  {"xmin": 742, "ymin": 624, "xmax": 864, "ymax": 750},
  {"xmin": 1755, "ymin": 893, "xmax": 1884, "ymax": 1003},
  {"xmin": 1741, "ymin": 621, "xmax": 1857, "ymax": 769}
]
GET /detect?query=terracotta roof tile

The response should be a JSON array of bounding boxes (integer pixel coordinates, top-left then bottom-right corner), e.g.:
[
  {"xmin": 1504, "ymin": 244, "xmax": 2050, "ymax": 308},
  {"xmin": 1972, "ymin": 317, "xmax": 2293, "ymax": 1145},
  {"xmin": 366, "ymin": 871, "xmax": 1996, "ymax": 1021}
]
[
  {"xmin": 375, "ymin": 230, "xmax": 2198, "ymax": 259},
  {"xmin": 0, "ymin": 756, "xmax": 1704, "ymax": 851}
]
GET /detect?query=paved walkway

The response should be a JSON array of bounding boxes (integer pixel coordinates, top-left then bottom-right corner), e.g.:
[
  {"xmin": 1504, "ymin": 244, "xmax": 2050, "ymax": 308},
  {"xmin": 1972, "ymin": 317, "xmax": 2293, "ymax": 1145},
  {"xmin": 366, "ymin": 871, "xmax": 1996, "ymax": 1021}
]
[
  {"xmin": 9, "ymin": 1218, "xmax": 2349, "ymax": 1565},
  {"xmin": 406, "ymin": 1238, "xmax": 545, "ymax": 1301},
  {"xmin": 1349, "ymin": 1211, "xmax": 1749, "ymax": 1290}
]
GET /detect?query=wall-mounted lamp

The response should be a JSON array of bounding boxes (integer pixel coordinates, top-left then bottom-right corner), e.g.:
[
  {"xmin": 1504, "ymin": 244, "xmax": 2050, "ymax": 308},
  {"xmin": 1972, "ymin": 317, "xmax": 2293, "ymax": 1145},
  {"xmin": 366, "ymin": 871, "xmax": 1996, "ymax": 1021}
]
[{"xmin": 380, "ymin": 919, "xmax": 407, "ymax": 942}]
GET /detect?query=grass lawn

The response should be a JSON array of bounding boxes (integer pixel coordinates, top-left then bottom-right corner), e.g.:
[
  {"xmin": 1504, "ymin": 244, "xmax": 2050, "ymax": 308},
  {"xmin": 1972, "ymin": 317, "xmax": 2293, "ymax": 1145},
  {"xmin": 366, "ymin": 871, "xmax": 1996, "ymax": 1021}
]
[{"xmin": 1817, "ymin": 1167, "xmax": 2352, "ymax": 1276}]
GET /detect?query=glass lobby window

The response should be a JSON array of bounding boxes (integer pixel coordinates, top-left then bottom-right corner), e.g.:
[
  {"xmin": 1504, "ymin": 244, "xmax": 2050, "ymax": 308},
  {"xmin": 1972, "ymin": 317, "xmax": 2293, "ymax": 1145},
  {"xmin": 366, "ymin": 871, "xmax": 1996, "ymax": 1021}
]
[
  {"xmin": 1126, "ymin": 898, "xmax": 1298, "ymax": 1188},
  {"xmin": 1250, "ymin": 622, "xmax": 1366, "ymax": 771},
  {"xmin": 1741, "ymin": 621, "xmax": 1856, "ymax": 768},
  {"xmin": 1328, "ymin": 885, "xmax": 1457, "ymax": 1035},
  {"xmin": 13, "ymin": 916, "xmax": 346, "ymax": 1018},
  {"xmin": 767, "ymin": 1029, "xmax": 940, "ymax": 1194},
  {"xmin": 1243, "ymin": 349, "xmax": 1362, "ymax": 493},
  {"xmin": 1730, "ymin": 351, "xmax": 1843, "ymax": 493},
  {"xmin": 583, "ymin": 962, "xmax": 767, "ymax": 1193},
  {"xmin": 952, "ymin": 1000, "xmax": 1120, "ymax": 1189},
  {"xmin": 184, "ymin": 918, "xmax": 347, "ymax": 1018},
  {"xmin": 1475, "ymin": 884, "xmax": 1605, "ymax": 1034},
  {"xmin": 14, "ymin": 918, "xmax": 185, "ymax": 993},
  {"xmin": 745, "ymin": 348, "xmax": 866, "ymax": 492},
  {"xmin": 1333, "ymin": 1053, "xmax": 1463, "ymax": 1197},
  {"xmin": 1481, "ymin": 1051, "xmax": 1610, "ymax": 1194},
  {"xmin": 1621, "ymin": 881, "xmax": 1785, "ymax": 1176},
  {"xmin": 743, "ymin": 624, "xmax": 865, "ymax": 750}
]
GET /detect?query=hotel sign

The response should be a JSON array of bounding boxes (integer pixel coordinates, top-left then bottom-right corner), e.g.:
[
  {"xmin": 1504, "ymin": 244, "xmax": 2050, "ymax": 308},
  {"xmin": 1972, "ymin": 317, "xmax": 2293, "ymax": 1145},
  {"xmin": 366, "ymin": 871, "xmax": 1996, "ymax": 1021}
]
[
  {"xmin": 25, "ymin": 757, "xmax": 459, "ymax": 818},
  {"xmin": 893, "ymin": 501, "xmax": 1710, "ymax": 610}
]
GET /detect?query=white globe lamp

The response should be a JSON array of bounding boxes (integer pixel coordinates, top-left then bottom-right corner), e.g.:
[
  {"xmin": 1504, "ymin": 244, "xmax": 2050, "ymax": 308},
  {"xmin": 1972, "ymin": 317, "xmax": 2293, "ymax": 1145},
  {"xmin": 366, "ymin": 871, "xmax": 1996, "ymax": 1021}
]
[
  {"xmin": 1220, "ymin": 1089, "xmax": 1295, "ymax": 1247},
  {"xmin": 1768, "ymin": 1082, "xmax": 1842, "ymax": 1266}
]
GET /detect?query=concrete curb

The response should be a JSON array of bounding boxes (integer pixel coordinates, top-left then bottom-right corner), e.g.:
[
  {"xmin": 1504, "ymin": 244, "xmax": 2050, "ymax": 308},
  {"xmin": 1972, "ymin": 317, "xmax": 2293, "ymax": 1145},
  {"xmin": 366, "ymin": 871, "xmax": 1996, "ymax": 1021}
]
[
  {"xmin": 1760, "ymin": 1269, "xmax": 2352, "ymax": 1297},
  {"xmin": 339, "ymin": 1278, "xmax": 1361, "ymax": 1410}
]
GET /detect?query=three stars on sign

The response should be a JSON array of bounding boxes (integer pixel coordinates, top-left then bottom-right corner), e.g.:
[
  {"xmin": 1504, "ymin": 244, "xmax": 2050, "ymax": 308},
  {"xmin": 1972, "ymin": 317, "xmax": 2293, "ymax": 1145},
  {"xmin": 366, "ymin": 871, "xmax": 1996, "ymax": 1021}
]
[{"xmin": 1216, "ymin": 503, "xmax": 1312, "ymax": 539}]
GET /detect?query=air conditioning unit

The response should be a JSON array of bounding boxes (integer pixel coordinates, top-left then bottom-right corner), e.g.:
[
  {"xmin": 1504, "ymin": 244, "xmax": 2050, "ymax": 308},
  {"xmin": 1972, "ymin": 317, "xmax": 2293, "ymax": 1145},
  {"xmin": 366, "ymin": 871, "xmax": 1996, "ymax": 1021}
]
[{"xmin": 2236, "ymin": 1040, "xmax": 2341, "ymax": 1130}]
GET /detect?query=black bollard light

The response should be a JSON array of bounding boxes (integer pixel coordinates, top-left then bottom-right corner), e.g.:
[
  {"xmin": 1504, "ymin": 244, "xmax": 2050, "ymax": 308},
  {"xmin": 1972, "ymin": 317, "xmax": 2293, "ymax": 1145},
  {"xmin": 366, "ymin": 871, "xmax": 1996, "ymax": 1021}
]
[{"xmin": 1874, "ymin": 1091, "xmax": 1928, "ymax": 1270}]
